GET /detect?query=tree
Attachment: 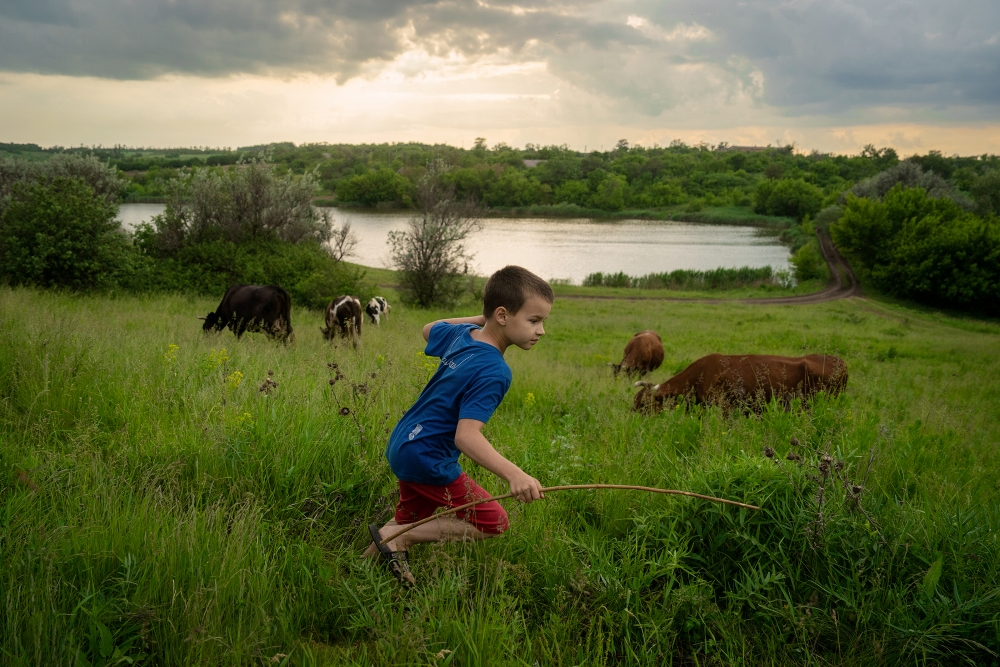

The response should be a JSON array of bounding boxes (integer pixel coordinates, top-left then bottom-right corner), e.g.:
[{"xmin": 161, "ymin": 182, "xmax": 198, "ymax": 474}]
[
  {"xmin": 848, "ymin": 161, "xmax": 970, "ymax": 208},
  {"xmin": 335, "ymin": 167, "xmax": 412, "ymax": 207},
  {"xmin": 833, "ymin": 185, "xmax": 1000, "ymax": 313},
  {"xmin": 754, "ymin": 178, "xmax": 822, "ymax": 220},
  {"xmin": 971, "ymin": 170, "xmax": 1000, "ymax": 217},
  {"xmin": 0, "ymin": 177, "xmax": 133, "ymax": 289},
  {"xmin": 591, "ymin": 174, "xmax": 629, "ymax": 211},
  {"xmin": 388, "ymin": 161, "xmax": 480, "ymax": 307}
]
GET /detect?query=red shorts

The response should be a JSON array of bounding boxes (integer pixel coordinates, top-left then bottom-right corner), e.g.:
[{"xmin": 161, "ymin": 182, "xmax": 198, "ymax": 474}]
[{"xmin": 395, "ymin": 472, "xmax": 509, "ymax": 535}]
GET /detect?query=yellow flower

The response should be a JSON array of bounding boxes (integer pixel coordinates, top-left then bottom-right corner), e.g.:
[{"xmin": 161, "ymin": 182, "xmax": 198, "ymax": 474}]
[
  {"xmin": 226, "ymin": 370, "xmax": 244, "ymax": 390},
  {"xmin": 163, "ymin": 344, "xmax": 179, "ymax": 364},
  {"xmin": 523, "ymin": 392, "xmax": 536, "ymax": 409},
  {"xmin": 208, "ymin": 348, "xmax": 230, "ymax": 368}
]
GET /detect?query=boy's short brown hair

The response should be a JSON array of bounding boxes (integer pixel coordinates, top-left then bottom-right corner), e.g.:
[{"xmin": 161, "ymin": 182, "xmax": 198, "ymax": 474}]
[{"xmin": 482, "ymin": 265, "xmax": 554, "ymax": 318}]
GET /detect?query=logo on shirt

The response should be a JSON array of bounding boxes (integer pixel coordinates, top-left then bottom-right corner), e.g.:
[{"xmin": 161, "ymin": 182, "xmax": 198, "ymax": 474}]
[
  {"xmin": 408, "ymin": 424, "xmax": 423, "ymax": 440},
  {"xmin": 440, "ymin": 353, "xmax": 474, "ymax": 371}
]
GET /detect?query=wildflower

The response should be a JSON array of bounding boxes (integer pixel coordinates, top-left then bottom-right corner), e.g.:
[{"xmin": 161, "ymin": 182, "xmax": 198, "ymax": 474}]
[
  {"xmin": 790, "ymin": 437, "xmax": 801, "ymax": 447},
  {"xmin": 267, "ymin": 369, "xmax": 274, "ymax": 376},
  {"xmin": 163, "ymin": 344, "xmax": 179, "ymax": 364},
  {"xmin": 523, "ymin": 392, "xmax": 536, "ymax": 409},
  {"xmin": 763, "ymin": 446, "xmax": 775, "ymax": 459},
  {"xmin": 329, "ymin": 378, "xmax": 337, "ymax": 386},
  {"xmin": 226, "ymin": 370, "xmax": 244, "ymax": 390},
  {"xmin": 259, "ymin": 377, "xmax": 279, "ymax": 395},
  {"xmin": 208, "ymin": 348, "xmax": 230, "ymax": 368},
  {"xmin": 339, "ymin": 407, "xmax": 351, "ymax": 416},
  {"xmin": 786, "ymin": 452, "xmax": 803, "ymax": 463}
]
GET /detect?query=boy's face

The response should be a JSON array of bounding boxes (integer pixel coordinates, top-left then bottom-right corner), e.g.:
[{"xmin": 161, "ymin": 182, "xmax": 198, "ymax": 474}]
[{"xmin": 496, "ymin": 295, "xmax": 552, "ymax": 350}]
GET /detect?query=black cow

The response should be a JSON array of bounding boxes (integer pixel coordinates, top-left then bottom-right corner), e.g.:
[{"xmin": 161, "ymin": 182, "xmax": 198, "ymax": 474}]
[
  {"xmin": 365, "ymin": 296, "xmax": 391, "ymax": 325},
  {"xmin": 200, "ymin": 284, "xmax": 294, "ymax": 341},
  {"xmin": 322, "ymin": 295, "xmax": 362, "ymax": 344}
]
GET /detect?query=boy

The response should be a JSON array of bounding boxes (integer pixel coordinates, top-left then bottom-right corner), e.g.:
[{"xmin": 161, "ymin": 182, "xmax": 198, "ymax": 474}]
[{"xmin": 364, "ymin": 265, "xmax": 554, "ymax": 585}]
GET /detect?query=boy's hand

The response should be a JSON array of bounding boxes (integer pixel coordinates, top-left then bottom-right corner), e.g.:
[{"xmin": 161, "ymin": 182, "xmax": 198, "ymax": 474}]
[{"xmin": 507, "ymin": 470, "xmax": 545, "ymax": 503}]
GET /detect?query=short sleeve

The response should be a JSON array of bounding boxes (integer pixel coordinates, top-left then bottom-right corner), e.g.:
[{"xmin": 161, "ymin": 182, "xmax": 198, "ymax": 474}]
[
  {"xmin": 424, "ymin": 322, "xmax": 457, "ymax": 358},
  {"xmin": 458, "ymin": 374, "xmax": 510, "ymax": 423}
]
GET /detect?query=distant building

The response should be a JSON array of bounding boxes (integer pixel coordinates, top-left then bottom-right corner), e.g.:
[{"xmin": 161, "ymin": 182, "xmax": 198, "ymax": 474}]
[{"xmin": 522, "ymin": 159, "xmax": 547, "ymax": 168}]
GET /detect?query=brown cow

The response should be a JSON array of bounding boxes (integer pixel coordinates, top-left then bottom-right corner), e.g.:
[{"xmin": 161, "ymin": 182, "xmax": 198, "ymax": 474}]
[
  {"xmin": 321, "ymin": 295, "xmax": 362, "ymax": 345},
  {"xmin": 611, "ymin": 330, "xmax": 664, "ymax": 378},
  {"xmin": 633, "ymin": 353, "xmax": 847, "ymax": 414}
]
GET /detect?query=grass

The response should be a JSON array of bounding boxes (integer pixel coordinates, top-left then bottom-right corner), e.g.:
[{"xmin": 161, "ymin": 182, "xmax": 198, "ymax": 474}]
[{"xmin": 1, "ymin": 288, "xmax": 999, "ymax": 665}]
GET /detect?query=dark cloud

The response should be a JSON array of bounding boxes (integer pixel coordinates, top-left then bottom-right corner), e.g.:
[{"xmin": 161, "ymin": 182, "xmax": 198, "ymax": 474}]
[{"xmin": 1, "ymin": 0, "xmax": 998, "ymax": 118}]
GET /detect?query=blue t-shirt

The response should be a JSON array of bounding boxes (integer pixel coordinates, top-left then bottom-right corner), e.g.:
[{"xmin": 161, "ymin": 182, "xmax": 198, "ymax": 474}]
[{"xmin": 386, "ymin": 322, "xmax": 512, "ymax": 485}]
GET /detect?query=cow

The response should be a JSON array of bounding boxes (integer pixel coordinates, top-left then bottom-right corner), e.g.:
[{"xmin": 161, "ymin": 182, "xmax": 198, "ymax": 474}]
[
  {"xmin": 199, "ymin": 284, "xmax": 294, "ymax": 342},
  {"xmin": 611, "ymin": 330, "xmax": 664, "ymax": 378},
  {"xmin": 633, "ymin": 353, "xmax": 847, "ymax": 414},
  {"xmin": 365, "ymin": 296, "xmax": 391, "ymax": 326},
  {"xmin": 322, "ymin": 295, "xmax": 362, "ymax": 344}
]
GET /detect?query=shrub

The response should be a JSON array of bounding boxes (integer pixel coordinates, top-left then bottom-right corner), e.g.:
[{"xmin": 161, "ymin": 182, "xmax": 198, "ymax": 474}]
[
  {"xmin": 790, "ymin": 240, "xmax": 830, "ymax": 282},
  {"xmin": 0, "ymin": 153, "xmax": 126, "ymax": 212},
  {"xmin": 389, "ymin": 161, "xmax": 480, "ymax": 307},
  {"xmin": 833, "ymin": 185, "xmax": 1000, "ymax": 313},
  {"xmin": 335, "ymin": 168, "xmax": 413, "ymax": 207},
  {"xmin": 753, "ymin": 178, "xmax": 822, "ymax": 220},
  {"xmin": 0, "ymin": 177, "xmax": 134, "ymax": 290},
  {"xmin": 146, "ymin": 156, "xmax": 333, "ymax": 254},
  {"xmin": 583, "ymin": 266, "xmax": 782, "ymax": 290},
  {"xmin": 848, "ymin": 161, "xmax": 971, "ymax": 208},
  {"xmin": 591, "ymin": 174, "xmax": 628, "ymax": 211}
]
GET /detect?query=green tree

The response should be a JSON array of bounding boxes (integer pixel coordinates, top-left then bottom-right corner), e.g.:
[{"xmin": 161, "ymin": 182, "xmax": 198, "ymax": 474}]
[
  {"xmin": 971, "ymin": 170, "xmax": 1000, "ymax": 217},
  {"xmin": 833, "ymin": 186, "xmax": 1000, "ymax": 313},
  {"xmin": 754, "ymin": 178, "xmax": 822, "ymax": 220},
  {"xmin": 591, "ymin": 174, "xmax": 628, "ymax": 211},
  {"xmin": 553, "ymin": 180, "xmax": 590, "ymax": 206},
  {"xmin": 484, "ymin": 167, "xmax": 540, "ymax": 207},
  {"xmin": 0, "ymin": 177, "xmax": 132, "ymax": 289},
  {"xmin": 335, "ymin": 167, "xmax": 412, "ymax": 207}
]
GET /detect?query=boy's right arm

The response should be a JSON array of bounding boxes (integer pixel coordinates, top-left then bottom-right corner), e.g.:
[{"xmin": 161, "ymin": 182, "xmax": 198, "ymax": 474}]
[{"xmin": 422, "ymin": 315, "xmax": 487, "ymax": 342}]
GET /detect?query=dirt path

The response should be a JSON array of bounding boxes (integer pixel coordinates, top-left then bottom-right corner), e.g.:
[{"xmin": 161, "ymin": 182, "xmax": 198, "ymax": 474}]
[{"xmin": 555, "ymin": 229, "xmax": 862, "ymax": 305}]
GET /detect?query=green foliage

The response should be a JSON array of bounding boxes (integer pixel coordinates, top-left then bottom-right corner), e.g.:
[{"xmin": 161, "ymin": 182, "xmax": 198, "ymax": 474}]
[
  {"xmin": 971, "ymin": 169, "xmax": 1000, "ymax": 217},
  {"xmin": 335, "ymin": 167, "xmax": 413, "ymax": 207},
  {"xmin": 833, "ymin": 186, "xmax": 1000, "ymax": 314},
  {"xmin": 128, "ymin": 237, "xmax": 368, "ymax": 310},
  {"xmin": 583, "ymin": 265, "xmax": 786, "ymax": 290},
  {"xmin": 754, "ymin": 178, "xmax": 823, "ymax": 220},
  {"xmin": 590, "ymin": 174, "xmax": 629, "ymax": 211},
  {"xmin": 0, "ymin": 177, "xmax": 134, "ymax": 290},
  {"xmin": 1, "ymin": 290, "xmax": 999, "ymax": 664},
  {"xmin": 790, "ymin": 239, "xmax": 830, "ymax": 283},
  {"xmin": 848, "ymin": 161, "xmax": 971, "ymax": 208}
]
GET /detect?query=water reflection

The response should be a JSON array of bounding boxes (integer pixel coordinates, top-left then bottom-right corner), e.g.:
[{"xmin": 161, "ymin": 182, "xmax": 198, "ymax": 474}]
[{"xmin": 118, "ymin": 204, "xmax": 790, "ymax": 284}]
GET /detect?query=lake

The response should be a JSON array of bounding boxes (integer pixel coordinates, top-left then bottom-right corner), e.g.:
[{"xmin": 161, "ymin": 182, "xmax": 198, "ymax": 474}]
[{"xmin": 118, "ymin": 204, "xmax": 791, "ymax": 284}]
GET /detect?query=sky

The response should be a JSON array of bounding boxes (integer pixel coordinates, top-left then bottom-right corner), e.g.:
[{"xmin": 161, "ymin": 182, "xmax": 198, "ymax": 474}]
[{"xmin": 1, "ymin": 0, "xmax": 999, "ymax": 155}]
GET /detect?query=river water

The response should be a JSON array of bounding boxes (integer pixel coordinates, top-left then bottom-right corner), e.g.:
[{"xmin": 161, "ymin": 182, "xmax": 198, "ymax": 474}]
[{"xmin": 118, "ymin": 204, "xmax": 790, "ymax": 284}]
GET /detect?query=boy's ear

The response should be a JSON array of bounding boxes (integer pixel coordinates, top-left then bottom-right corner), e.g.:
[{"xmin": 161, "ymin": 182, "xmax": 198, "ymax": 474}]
[{"xmin": 488, "ymin": 306, "xmax": 508, "ymax": 325}]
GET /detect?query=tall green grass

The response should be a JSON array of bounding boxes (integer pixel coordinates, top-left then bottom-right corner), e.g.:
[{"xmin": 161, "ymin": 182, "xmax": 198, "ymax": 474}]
[
  {"xmin": 583, "ymin": 266, "xmax": 789, "ymax": 290},
  {"xmin": 0, "ymin": 288, "xmax": 998, "ymax": 665}
]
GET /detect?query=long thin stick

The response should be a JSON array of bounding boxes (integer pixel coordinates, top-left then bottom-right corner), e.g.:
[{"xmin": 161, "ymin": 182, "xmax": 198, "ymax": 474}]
[{"xmin": 379, "ymin": 484, "xmax": 759, "ymax": 547}]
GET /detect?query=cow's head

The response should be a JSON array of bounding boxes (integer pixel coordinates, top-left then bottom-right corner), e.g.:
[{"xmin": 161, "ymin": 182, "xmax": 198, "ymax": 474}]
[
  {"xmin": 200, "ymin": 312, "xmax": 221, "ymax": 332},
  {"xmin": 320, "ymin": 326, "xmax": 333, "ymax": 341},
  {"xmin": 633, "ymin": 381, "xmax": 672, "ymax": 414}
]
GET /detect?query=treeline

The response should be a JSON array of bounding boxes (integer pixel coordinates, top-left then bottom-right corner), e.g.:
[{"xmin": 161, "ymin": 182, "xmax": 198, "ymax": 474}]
[{"xmin": 0, "ymin": 154, "xmax": 367, "ymax": 308}]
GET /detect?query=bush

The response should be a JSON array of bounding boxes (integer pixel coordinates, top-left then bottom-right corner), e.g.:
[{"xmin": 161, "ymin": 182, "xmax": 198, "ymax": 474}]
[
  {"xmin": 583, "ymin": 266, "xmax": 783, "ymax": 290},
  {"xmin": 848, "ymin": 161, "xmax": 971, "ymax": 208},
  {"xmin": 753, "ymin": 179, "xmax": 822, "ymax": 220},
  {"xmin": 591, "ymin": 174, "xmax": 628, "ymax": 211},
  {"xmin": 0, "ymin": 153, "xmax": 126, "ymax": 212},
  {"xmin": 389, "ymin": 161, "xmax": 480, "ymax": 307},
  {"xmin": 833, "ymin": 185, "xmax": 1000, "ymax": 313},
  {"xmin": 790, "ymin": 240, "xmax": 830, "ymax": 282},
  {"xmin": 0, "ymin": 177, "xmax": 135, "ymax": 290},
  {"xmin": 335, "ymin": 168, "xmax": 413, "ymax": 207}
]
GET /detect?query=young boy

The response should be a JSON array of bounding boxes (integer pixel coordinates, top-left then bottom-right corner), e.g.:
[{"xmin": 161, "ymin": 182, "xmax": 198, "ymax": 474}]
[{"xmin": 364, "ymin": 265, "xmax": 554, "ymax": 584}]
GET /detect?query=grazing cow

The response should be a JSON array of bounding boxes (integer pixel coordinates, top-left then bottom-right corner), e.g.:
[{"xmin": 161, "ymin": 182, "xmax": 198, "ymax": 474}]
[
  {"xmin": 199, "ymin": 284, "xmax": 293, "ymax": 342},
  {"xmin": 611, "ymin": 330, "xmax": 664, "ymax": 377},
  {"xmin": 365, "ymin": 296, "xmax": 391, "ymax": 325},
  {"xmin": 634, "ymin": 353, "xmax": 847, "ymax": 414},
  {"xmin": 322, "ymin": 295, "xmax": 362, "ymax": 343}
]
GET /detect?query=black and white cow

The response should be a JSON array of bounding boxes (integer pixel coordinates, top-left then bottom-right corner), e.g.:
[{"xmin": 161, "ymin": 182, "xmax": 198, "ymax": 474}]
[
  {"xmin": 322, "ymin": 295, "xmax": 362, "ymax": 344},
  {"xmin": 365, "ymin": 296, "xmax": 391, "ymax": 326}
]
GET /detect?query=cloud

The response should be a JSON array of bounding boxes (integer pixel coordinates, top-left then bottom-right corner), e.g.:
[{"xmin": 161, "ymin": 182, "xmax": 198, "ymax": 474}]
[{"xmin": 0, "ymin": 0, "xmax": 999, "ymax": 124}]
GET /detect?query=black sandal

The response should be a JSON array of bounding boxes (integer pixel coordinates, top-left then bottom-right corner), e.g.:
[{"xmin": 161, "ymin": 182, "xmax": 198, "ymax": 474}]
[{"xmin": 369, "ymin": 524, "xmax": 414, "ymax": 586}]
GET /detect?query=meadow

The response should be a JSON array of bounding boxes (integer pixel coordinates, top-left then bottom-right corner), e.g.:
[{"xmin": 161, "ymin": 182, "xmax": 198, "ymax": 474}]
[{"xmin": 1, "ymin": 286, "xmax": 998, "ymax": 666}]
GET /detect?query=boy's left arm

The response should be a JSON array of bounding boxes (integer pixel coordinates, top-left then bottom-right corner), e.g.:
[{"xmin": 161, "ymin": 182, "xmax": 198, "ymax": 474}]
[
  {"xmin": 422, "ymin": 315, "xmax": 487, "ymax": 342},
  {"xmin": 455, "ymin": 419, "xmax": 544, "ymax": 503}
]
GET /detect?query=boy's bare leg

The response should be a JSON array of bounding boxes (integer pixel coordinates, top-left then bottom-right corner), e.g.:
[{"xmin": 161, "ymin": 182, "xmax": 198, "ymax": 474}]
[{"xmin": 362, "ymin": 517, "xmax": 492, "ymax": 558}]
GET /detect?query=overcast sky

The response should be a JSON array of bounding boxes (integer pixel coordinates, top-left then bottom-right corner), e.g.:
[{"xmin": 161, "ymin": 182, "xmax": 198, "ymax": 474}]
[{"xmin": 2, "ymin": 0, "xmax": 999, "ymax": 154}]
